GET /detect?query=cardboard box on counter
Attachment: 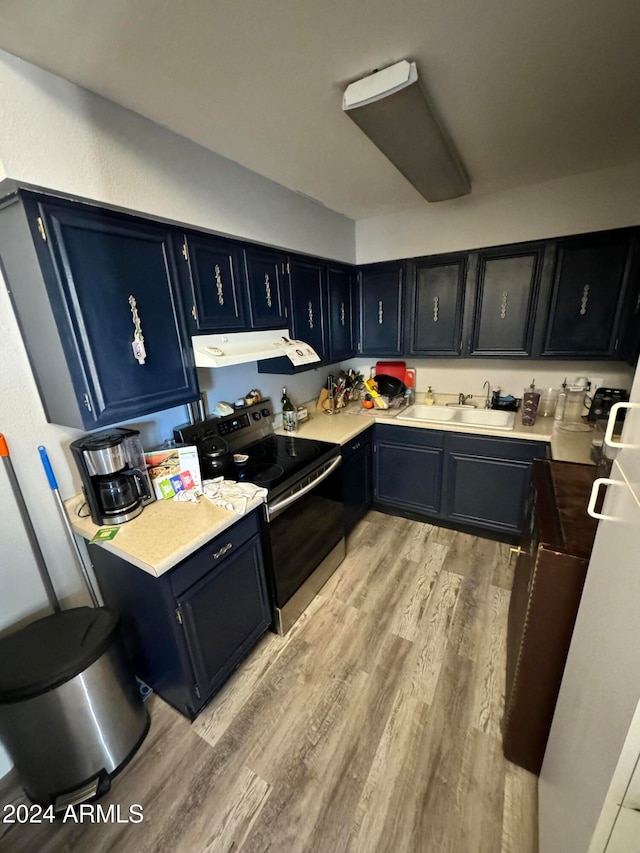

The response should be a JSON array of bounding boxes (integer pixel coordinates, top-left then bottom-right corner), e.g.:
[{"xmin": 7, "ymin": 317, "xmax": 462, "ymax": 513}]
[{"xmin": 144, "ymin": 446, "xmax": 202, "ymax": 500}]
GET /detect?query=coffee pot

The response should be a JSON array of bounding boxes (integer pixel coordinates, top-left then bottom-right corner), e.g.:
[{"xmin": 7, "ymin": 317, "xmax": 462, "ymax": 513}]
[{"xmin": 70, "ymin": 428, "xmax": 153, "ymax": 526}]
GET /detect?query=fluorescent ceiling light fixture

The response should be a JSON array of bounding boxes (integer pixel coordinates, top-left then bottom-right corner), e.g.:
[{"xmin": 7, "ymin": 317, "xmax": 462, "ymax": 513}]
[{"xmin": 343, "ymin": 60, "xmax": 470, "ymax": 202}]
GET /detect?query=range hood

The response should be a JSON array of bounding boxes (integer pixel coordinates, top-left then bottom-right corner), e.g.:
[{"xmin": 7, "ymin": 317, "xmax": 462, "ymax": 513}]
[{"xmin": 192, "ymin": 330, "xmax": 321, "ymax": 368}]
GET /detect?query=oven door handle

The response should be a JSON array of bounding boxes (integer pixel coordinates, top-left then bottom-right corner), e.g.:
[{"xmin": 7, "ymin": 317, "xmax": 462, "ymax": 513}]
[{"xmin": 267, "ymin": 455, "xmax": 342, "ymax": 521}]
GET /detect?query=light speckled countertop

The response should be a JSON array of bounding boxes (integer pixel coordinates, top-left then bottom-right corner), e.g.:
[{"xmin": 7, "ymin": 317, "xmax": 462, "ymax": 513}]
[
  {"xmin": 276, "ymin": 401, "xmax": 596, "ymax": 465},
  {"xmin": 66, "ymin": 493, "xmax": 265, "ymax": 578},
  {"xmin": 69, "ymin": 401, "xmax": 594, "ymax": 579}
]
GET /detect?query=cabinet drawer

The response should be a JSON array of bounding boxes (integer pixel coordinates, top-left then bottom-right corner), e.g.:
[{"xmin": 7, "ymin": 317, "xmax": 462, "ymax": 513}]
[
  {"xmin": 341, "ymin": 428, "xmax": 372, "ymax": 463},
  {"xmin": 169, "ymin": 510, "xmax": 261, "ymax": 597},
  {"xmin": 375, "ymin": 423, "xmax": 445, "ymax": 449},
  {"xmin": 447, "ymin": 433, "xmax": 547, "ymax": 462}
]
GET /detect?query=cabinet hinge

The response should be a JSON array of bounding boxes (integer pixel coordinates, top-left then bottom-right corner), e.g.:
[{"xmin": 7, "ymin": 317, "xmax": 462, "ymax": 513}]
[
  {"xmin": 83, "ymin": 393, "xmax": 92, "ymax": 412},
  {"xmin": 194, "ymin": 684, "xmax": 201, "ymax": 699},
  {"xmin": 175, "ymin": 607, "xmax": 183, "ymax": 625},
  {"xmin": 182, "ymin": 243, "xmax": 189, "ymax": 262},
  {"xmin": 36, "ymin": 216, "xmax": 47, "ymax": 242},
  {"xmin": 192, "ymin": 305, "xmax": 198, "ymax": 321}
]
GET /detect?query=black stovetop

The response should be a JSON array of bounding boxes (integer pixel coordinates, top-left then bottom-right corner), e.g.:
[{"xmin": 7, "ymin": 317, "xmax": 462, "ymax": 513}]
[
  {"xmin": 235, "ymin": 434, "xmax": 338, "ymax": 496},
  {"xmin": 173, "ymin": 400, "xmax": 339, "ymax": 498}
]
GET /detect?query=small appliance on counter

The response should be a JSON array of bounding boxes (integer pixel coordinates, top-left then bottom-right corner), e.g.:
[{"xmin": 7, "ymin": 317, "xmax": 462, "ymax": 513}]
[
  {"xmin": 70, "ymin": 428, "xmax": 153, "ymax": 526},
  {"xmin": 587, "ymin": 387, "xmax": 629, "ymax": 422}
]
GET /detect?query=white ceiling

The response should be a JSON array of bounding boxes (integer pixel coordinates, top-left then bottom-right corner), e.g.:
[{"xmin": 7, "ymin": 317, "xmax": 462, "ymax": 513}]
[{"xmin": 1, "ymin": 0, "xmax": 640, "ymax": 220}]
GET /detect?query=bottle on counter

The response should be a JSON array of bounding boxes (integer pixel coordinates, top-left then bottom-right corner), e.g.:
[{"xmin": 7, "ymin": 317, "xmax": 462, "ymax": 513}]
[
  {"xmin": 425, "ymin": 386, "xmax": 435, "ymax": 405},
  {"xmin": 554, "ymin": 378, "xmax": 568, "ymax": 422},
  {"xmin": 281, "ymin": 386, "xmax": 297, "ymax": 432}
]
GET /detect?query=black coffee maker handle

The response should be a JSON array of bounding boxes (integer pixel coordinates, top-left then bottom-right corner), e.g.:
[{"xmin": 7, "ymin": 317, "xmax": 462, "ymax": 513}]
[{"xmin": 127, "ymin": 468, "xmax": 151, "ymax": 501}]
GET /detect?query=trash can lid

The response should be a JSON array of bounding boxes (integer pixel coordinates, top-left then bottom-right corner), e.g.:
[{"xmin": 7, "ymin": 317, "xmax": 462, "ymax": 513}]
[{"xmin": 0, "ymin": 607, "xmax": 120, "ymax": 703}]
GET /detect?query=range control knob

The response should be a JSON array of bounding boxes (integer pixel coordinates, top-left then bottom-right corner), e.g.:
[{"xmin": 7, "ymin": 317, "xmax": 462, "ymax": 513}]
[
  {"xmin": 252, "ymin": 412, "xmax": 262, "ymax": 421},
  {"xmin": 261, "ymin": 408, "xmax": 270, "ymax": 418}
]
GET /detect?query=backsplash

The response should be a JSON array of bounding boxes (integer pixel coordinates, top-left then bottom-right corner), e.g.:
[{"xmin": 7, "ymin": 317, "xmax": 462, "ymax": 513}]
[{"xmin": 345, "ymin": 358, "xmax": 635, "ymax": 403}]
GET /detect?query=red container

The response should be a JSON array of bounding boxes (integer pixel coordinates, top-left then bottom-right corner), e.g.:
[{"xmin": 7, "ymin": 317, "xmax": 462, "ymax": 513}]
[{"xmin": 375, "ymin": 361, "xmax": 406, "ymax": 383}]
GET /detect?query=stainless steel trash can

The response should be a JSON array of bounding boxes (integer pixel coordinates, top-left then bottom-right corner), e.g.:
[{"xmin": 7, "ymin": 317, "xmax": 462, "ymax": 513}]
[{"xmin": 0, "ymin": 606, "xmax": 149, "ymax": 810}]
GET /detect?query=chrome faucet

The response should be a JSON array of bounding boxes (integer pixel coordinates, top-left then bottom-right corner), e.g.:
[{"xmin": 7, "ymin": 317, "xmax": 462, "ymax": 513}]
[
  {"xmin": 483, "ymin": 381, "xmax": 491, "ymax": 409},
  {"xmin": 458, "ymin": 393, "xmax": 473, "ymax": 405}
]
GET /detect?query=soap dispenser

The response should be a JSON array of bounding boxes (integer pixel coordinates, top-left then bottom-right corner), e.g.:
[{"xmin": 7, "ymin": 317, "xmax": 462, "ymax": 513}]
[{"xmin": 425, "ymin": 386, "xmax": 435, "ymax": 405}]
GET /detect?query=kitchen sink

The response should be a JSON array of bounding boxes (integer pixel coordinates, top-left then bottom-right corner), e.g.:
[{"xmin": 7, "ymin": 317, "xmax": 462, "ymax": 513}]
[
  {"xmin": 396, "ymin": 404, "xmax": 515, "ymax": 431},
  {"xmin": 457, "ymin": 409, "xmax": 516, "ymax": 429},
  {"xmin": 397, "ymin": 405, "xmax": 458, "ymax": 422}
]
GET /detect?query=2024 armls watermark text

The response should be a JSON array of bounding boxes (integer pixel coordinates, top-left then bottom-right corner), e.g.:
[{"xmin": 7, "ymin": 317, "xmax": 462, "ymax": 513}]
[{"xmin": 3, "ymin": 803, "xmax": 144, "ymax": 824}]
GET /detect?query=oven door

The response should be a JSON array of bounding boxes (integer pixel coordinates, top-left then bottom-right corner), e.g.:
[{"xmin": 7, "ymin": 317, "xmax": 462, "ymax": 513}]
[{"xmin": 265, "ymin": 455, "xmax": 345, "ymax": 634}]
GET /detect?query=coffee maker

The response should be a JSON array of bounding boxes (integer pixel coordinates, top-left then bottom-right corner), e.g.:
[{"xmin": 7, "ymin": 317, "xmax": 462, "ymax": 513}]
[{"xmin": 70, "ymin": 428, "xmax": 153, "ymax": 526}]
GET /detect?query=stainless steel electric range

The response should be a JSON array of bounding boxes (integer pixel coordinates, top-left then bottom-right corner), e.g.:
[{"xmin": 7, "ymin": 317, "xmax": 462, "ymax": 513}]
[{"xmin": 174, "ymin": 401, "xmax": 345, "ymax": 634}]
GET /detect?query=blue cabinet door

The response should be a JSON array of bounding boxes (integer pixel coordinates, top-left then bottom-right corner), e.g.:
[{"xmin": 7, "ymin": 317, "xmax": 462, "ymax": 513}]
[
  {"xmin": 342, "ymin": 431, "xmax": 372, "ymax": 534},
  {"xmin": 408, "ymin": 255, "xmax": 466, "ymax": 356},
  {"xmin": 444, "ymin": 434, "xmax": 547, "ymax": 533},
  {"xmin": 179, "ymin": 232, "xmax": 248, "ymax": 332},
  {"xmin": 358, "ymin": 263, "xmax": 404, "ymax": 356},
  {"xmin": 374, "ymin": 425, "xmax": 444, "ymax": 513},
  {"xmin": 177, "ymin": 534, "xmax": 271, "ymax": 705},
  {"xmin": 468, "ymin": 245, "xmax": 543, "ymax": 357},
  {"xmin": 245, "ymin": 247, "xmax": 289, "ymax": 329},
  {"xmin": 327, "ymin": 264, "xmax": 355, "ymax": 361},
  {"xmin": 30, "ymin": 198, "xmax": 198, "ymax": 428},
  {"xmin": 541, "ymin": 231, "xmax": 633, "ymax": 357},
  {"xmin": 287, "ymin": 256, "xmax": 327, "ymax": 358}
]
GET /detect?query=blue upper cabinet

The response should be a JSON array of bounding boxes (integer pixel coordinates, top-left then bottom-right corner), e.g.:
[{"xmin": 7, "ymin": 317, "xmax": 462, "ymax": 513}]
[
  {"xmin": 465, "ymin": 244, "xmax": 544, "ymax": 357},
  {"xmin": 179, "ymin": 232, "xmax": 248, "ymax": 332},
  {"xmin": 408, "ymin": 255, "xmax": 466, "ymax": 356},
  {"xmin": 327, "ymin": 264, "xmax": 355, "ymax": 361},
  {"xmin": 2, "ymin": 194, "xmax": 199, "ymax": 430},
  {"xmin": 244, "ymin": 247, "xmax": 290, "ymax": 329},
  {"xmin": 540, "ymin": 231, "xmax": 634, "ymax": 358},
  {"xmin": 286, "ymin": 256, "xmax": 327, "ymax": 358},
  {"xmin": 357, "ymin": 262, "xmax": 404, "ymax": 356}
]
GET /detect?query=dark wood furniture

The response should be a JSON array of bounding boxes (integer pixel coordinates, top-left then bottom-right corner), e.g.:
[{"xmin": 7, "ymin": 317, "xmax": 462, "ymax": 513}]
[{"xmin": 503, "ymin": 459, "xmax": 599, "ymax": 774}]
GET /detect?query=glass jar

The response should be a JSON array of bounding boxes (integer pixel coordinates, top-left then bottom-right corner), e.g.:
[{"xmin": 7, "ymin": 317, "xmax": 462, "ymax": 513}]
[{"xmin": 538, "ymin": 388, "xmax": 558, "ymax": 418}]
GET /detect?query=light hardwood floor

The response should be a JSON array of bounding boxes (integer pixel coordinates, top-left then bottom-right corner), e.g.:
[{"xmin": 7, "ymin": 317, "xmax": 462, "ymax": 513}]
[{"xmin": 0, "ymin": 511, "xmax": 538, "ymax": 853}]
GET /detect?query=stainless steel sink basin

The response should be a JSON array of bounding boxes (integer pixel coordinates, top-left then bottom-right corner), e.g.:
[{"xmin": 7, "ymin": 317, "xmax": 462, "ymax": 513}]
[{"xmin": 396, "ymin": 404, "xmax": 515, "ymax": 431}]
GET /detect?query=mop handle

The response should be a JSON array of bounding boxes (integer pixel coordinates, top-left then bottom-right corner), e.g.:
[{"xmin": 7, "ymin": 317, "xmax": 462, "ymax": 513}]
[
  {"xmin": 39, "ymin": 443, "xmax": 58, "ymax": 489},
  {"xmin": 38, "ymin": 446, "xmax": 100, "ymax": 608},
  {"xmin": 0, "ymin": 434, "xmax": 60, "ymax": 612}
]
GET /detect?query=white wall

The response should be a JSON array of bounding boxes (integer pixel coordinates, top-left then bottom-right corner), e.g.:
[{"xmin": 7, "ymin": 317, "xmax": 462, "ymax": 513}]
[
  {"xmin": 0, "ymin": 51, "xmax": 355, "ymax": 261},
  {"xmin": 356, "ymin": 161, "xmax": 640, "ymax": 263}
]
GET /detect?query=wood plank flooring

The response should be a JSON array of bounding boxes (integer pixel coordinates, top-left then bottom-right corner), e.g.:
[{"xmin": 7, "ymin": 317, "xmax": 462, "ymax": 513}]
[{"xmin": 0, "ymin": 511, "xmax": 538, "ymax": 852}]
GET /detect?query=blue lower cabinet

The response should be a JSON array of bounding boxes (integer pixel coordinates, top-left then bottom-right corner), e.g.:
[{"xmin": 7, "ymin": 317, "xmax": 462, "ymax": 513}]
[
  {"xmin": 373, "ymin": 426, "xmax": 548, "ymax": 535},
  {"xmin": 443, "ymin": 435, "xmax": 547, "ymax": 533},
  {"xmin": 90, "ymin": 510, "xmax": 271, "ymax": 720},
  {"xmin": 374, "ymin": 425, "xmax": 444, "ymax": 515},
  {"xmin": 342, "ymin": 430, "xmax": 373, "ymax": 534}
]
